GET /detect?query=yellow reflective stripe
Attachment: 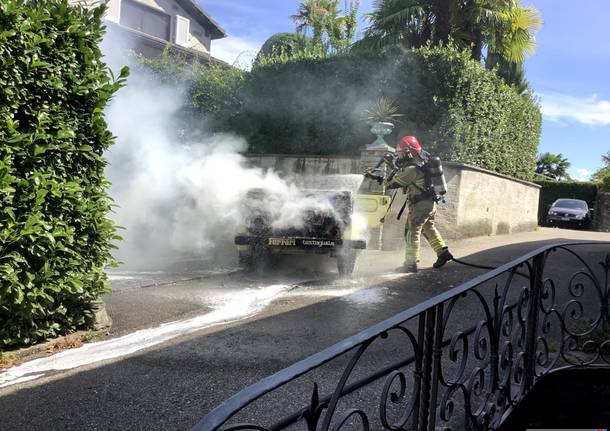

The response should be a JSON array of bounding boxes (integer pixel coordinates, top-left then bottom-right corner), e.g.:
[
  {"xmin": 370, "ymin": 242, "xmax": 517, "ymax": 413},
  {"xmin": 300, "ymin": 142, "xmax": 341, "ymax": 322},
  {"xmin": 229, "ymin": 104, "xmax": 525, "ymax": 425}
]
[
  {"xmin": 428, "ymin": 239, "xmax": 446, "ymax": 254},
  {"xmin": 394, "ymin": 176, "xmax": 410, "ymax": 187},
  {"xmin": 405, "ymin": 229, "xmax": 421, "ymax": 261}
]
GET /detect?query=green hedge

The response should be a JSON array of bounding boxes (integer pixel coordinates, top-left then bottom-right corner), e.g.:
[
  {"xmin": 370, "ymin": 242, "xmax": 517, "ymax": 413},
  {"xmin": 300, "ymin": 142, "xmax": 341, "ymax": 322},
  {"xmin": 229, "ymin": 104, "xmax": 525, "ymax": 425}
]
[
  {"xmin": 597, "ymin": 169, "xmax": 610, "ymax": 192},
  {"xmin": 137, "ymin": 52, "xmax": 246, "ymax": 135},
  {"xmin": 0, "ymin": 0, "xmax": 127, "ymax": 347},
  {"xmin": 143, "ymin": 45, "xmax": 541, "ymax": 180},
  {"xmin": 231, "ymin": 45, "xmax": 541, "ymax": 180},
  {"xmin": 535, "ymin": 180, "xmax": 598, "ymax": 224},
  {"xmin": 602, "ymin": 176, "xmax": 610, "ymax": 193}
]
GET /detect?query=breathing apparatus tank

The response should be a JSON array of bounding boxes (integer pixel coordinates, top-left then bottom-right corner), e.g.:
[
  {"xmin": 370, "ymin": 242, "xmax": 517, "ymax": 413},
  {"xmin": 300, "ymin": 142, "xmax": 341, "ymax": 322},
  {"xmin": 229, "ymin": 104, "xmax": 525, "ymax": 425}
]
[{"xmin": 428, "ymin": 156, "xmax": 447, "ymax": 197}]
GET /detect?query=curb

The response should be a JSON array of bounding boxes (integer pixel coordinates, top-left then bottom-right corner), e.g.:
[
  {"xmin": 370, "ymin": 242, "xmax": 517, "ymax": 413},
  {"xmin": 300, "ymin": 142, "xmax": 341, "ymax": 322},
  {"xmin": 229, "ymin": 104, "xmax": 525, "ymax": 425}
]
[
  {"xmin": 0, "ymin": 328, "xmax": 110, "ymax": 371},
  {"xmin": 0, "ymin": 301, "xmax": 112, "ymax": 370}
]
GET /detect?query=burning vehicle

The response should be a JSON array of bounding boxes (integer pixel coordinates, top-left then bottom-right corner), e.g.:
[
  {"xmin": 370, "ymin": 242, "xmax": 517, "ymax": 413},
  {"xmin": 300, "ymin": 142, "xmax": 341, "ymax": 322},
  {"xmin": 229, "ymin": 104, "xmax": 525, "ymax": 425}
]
[{"xmin": 235, "ymin": 188, "xmax": 366, "ymax": 275}]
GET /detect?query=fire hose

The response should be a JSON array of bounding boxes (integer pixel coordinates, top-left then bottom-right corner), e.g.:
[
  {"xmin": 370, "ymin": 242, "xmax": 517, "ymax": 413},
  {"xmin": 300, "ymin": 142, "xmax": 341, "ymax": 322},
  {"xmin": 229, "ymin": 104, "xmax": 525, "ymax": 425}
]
[
  {"xmin": 363, "ymin": 171, "xmax": 514, "ymax": 274},
  {"xmin": 365, "ymin": 156, "xmax": 515, "ymax": 274}
]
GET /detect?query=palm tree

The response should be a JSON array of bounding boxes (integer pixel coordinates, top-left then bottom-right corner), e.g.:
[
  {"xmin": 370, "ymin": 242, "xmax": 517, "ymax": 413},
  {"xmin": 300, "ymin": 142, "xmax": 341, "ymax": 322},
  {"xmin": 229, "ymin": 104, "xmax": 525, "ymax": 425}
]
[
  {"xmin": 592, "ymin": 150, "xmax": 610, "ymax": 181},
  {"xmin": 481, "ymin": 1, "xmax": 541, "ymax": 89},
  {"xmin": 355, "ymin": 0, "xmax": 433, "ymax": 51},
  {"xmin": 486, "ymin": 3, "xmax": 541, "ymax": 63},
  {"xmin": 358, "ymin": 0, "xmax": 542, "ymax": 86},
  {"xmin": 292, "ymin": 0, "xmax": 328, "ymax": 45},
  {"xmin": 453, "ymin": 0, "xmax": 540, "ymax": 62},
  {"xmin": 291, "ymin": 0, "xmax": 358, "ymax": 53},
  {"xmin": 602, "ymin": 150, "xmax": 610, "ymax": 167},
  {"xmin": 536, "ymin": 152, "xmax": 571, "ymax": 181}
]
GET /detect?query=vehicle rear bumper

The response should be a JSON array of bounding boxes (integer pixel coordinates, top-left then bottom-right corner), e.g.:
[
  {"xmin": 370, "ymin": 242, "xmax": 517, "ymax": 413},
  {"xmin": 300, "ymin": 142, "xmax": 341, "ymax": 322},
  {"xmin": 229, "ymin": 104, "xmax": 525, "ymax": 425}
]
[
  {"xmin": 234, "ymin": 235, "xmax": 366, "ymax": 250},
  {"xmin": 547, "ymin": 216, "xmax": 585, "ymax": 224}
]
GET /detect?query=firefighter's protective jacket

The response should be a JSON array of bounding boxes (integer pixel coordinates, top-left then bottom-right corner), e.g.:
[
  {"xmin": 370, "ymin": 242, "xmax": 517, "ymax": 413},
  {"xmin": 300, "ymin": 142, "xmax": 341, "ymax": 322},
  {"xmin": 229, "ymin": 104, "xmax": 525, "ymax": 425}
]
[{"xmin": 386, "ymin": 165, "xmax": 429, "ymax": 200}]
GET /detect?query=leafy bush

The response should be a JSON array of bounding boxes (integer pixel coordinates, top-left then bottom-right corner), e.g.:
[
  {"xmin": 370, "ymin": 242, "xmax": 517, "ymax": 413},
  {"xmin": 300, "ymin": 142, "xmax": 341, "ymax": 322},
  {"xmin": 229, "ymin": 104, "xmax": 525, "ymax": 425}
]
[
  {"xmin": 137, "ymin": 51, "xmax": 246, "ymax": 133},
  {"xmin": 142, "ymin": 46, "xmax": 541, "ymax": 180},
  {"xmin": 0, "ymin": 0, "xmax": 127, "ymax": 347},
  {"xmin": 534, "ymin": 180, "xmax": 598, "ymax": 224},
  {"xmin": 595, "ymin": 168, "xmax": 610, "ymax": 192},
  {"xmin": 256, "ymin": 32, "xmax": 315, "ymax": 64},
  {"xmin": 602, "ymin": 176, "xmax": 610, "ymax": 193},
  {"xmin": 237, "ymin": 46, "xmax": 541, "ymax": 179}
]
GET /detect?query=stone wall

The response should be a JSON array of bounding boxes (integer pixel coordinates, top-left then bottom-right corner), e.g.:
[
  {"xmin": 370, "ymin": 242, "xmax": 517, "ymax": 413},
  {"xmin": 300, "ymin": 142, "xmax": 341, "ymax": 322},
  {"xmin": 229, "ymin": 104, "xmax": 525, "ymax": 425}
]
[
  {"xmin": 244, "ymin": 154, "xmax": 540, "ymax": 249},
  {"xmin": 246, "ymin": 154, "xmax": 360, "ymax": 176},
  {"xmin": 595, "ymin": 193, "xmax": 610, "ymax": 232},
  {"xmin": 452, "ymin": 165, "xmax": 540, "ymax": 239},
  {"xmin": 363, "ymin": 163, "xmax": 539, "ymax": 249}
]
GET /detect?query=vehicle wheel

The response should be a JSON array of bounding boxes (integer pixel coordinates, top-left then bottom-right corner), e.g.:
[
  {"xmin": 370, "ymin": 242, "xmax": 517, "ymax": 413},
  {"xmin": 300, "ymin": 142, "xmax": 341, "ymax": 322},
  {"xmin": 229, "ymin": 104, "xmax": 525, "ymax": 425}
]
[
  {"xmin": 239, "ymin": 243, "xmax": 271, "ymax": 274},
  {"xmin": 238, "ymin": 250, "xmax": 253, "ymax": 269},
  {"xmin": 337, "ymin": 252, "xmax": 356, "ymax": 275}
]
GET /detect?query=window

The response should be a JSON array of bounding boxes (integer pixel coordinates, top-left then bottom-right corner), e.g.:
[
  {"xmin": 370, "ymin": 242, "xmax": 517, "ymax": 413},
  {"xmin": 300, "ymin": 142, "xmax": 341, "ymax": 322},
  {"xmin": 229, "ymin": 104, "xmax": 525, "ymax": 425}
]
[
  {"xmin": 174, "ymin": 15, "xmax": 190, "ymax": 47},
  {"xmin": 120, "ymin": 0, "xmax": 171, "ymax": 41},
  {"xmin": 553, "ymin": 199, "xmax": 587, "ymax": 209}
]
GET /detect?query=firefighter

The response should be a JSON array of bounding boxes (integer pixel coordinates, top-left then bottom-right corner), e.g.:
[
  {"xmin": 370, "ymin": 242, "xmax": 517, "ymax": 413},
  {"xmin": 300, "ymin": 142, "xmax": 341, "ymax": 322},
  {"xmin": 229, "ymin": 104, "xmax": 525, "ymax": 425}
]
[{"xmin": 366, "ymin": 135, "xmax": 453, "ymax": 273}]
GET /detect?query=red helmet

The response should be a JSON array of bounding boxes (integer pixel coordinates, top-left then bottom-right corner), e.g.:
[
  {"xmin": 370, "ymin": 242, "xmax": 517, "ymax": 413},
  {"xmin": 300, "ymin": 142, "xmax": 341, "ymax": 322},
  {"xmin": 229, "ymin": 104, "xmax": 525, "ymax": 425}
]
[{"xmin": 397, "ymin": 135, "xmax": 421, "ymax": 157}]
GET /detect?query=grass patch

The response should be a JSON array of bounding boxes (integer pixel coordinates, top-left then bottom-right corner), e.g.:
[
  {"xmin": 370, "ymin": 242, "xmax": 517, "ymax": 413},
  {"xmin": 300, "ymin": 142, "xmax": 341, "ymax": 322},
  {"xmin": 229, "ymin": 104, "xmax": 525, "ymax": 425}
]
[
  {"xmin": 0, "ymin": 351, "xmax": 19, "ymax": 369},
  {"xmin": 46, "ymin": 334, "xmax": 84, "ymax": 354},
  {"xmin": 84, "ymin": 330, "xmax": 98, "ymax": 343}
]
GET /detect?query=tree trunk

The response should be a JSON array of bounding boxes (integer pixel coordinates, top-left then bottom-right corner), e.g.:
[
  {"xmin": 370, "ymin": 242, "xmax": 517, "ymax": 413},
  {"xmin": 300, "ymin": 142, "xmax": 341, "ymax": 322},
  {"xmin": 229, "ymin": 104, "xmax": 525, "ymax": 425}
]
[
  {"xmin": 471, "ymin": 27, "xmax": 483, "ymax": 61},
  {"xmin": 432, "ymin": 0, "xmax": 453, "ymax": 45},
  {"xmin": 418, "ymin": 14, "xmax": 433, "ymax": 48}
]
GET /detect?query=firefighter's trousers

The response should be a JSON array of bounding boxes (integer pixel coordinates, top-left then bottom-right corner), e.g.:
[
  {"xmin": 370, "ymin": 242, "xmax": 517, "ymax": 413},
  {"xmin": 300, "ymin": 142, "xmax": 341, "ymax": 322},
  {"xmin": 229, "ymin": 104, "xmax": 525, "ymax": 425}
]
[{"xmin": 404, "ymin": 199, "xmax": 446, "ymax": 265}]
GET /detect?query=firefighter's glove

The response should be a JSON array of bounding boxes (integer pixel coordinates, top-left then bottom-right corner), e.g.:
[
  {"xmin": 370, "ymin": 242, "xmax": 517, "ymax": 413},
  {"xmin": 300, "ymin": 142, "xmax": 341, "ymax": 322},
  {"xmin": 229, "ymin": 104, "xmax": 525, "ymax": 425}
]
[
  {"xmin": 382, "ymin": 153, "xmax": 396, "ymax": 169},
  {"xmin": 364, "ymin": 169, "xmax": 384, "ymax": 184}
]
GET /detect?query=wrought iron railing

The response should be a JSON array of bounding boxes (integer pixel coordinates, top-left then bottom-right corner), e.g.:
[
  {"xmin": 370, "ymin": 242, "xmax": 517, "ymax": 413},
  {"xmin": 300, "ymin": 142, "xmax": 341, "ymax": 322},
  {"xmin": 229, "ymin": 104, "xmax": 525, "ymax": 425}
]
[{"xmin": 193, "ymin": 242, "xmax": 610, "ymax": 431}]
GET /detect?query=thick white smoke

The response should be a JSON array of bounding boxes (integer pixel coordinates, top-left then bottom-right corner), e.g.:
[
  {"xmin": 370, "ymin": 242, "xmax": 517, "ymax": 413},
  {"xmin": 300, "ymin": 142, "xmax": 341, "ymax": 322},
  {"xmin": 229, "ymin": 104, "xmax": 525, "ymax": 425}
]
[
  {"xmin": 101, "ymin": 32, "xmax": 367, "ymax": 269},
  {"xmin": 104, "ymin": 67, "xmax": 363, "ymax": 267}
]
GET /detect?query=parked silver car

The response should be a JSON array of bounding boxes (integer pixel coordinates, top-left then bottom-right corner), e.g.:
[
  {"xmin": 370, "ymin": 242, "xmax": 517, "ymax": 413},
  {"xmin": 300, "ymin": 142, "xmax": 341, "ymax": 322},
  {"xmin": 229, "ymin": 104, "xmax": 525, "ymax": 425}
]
[{"xmin": 546, "ymin": 198, "xmax": 592, "ymax": 228}]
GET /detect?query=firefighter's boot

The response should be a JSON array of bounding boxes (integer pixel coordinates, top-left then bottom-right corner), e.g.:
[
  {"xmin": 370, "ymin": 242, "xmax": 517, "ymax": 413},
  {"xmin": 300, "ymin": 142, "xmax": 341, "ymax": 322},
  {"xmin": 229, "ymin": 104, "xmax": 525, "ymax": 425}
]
[
  {"xmin": 433, "ymin": 247, "xmax": 453, "ymax": 268},
  {"xmin": 396, "ymin": 262, "xmax": 418, "ymax": 273}
]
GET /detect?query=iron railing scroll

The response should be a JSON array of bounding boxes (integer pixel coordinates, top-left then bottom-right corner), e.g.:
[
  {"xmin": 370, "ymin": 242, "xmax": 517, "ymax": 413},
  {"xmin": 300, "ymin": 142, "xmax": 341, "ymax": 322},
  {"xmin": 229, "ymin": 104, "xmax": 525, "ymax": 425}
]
[{"xmin": 194, "ymin": 242, "xmax": 610, "ymax": 431}]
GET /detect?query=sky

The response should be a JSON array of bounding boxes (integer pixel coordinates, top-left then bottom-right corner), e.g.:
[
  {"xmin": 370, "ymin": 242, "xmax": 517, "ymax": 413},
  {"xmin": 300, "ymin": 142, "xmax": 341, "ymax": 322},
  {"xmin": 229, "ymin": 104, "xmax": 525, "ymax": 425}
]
[{"xmin": 200, "ymin": 0, "xmax": 610, "ymax": 181}]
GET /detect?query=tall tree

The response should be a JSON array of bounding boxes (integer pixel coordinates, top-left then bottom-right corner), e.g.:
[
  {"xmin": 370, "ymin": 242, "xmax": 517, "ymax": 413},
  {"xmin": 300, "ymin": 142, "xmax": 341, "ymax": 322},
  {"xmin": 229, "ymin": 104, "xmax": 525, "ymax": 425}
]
[
  {"xmin": 291, "ymin": 0, "xmax": 359, "ymax": 53},
  {"xmin": 602, "ymin": 150, "xmax": 610, "ymax": 167},
  {"xmin": 292, "ymin": 0, "xmax": 329, "ymax": 46},
  {"xmin": 256, "ymin": 32, "xmax": 312, "ymax": 61},
  {"xmin": 354, "ymin": 0, "xmax": 433, "ymax": 51},
  {"xmin": 592, "ymin": 150, "xmax": 610, "ymax": 180},
  {"xmin": 536, "ymin": 152, "xmax": 571, "ymax": 181},
  {"xmin": 358, "ymin": 0, "xmax": 541, "ymax": 88},
  {"xmin": 432, "ymin": 0, "xmax": 453, "ymax": 45}
]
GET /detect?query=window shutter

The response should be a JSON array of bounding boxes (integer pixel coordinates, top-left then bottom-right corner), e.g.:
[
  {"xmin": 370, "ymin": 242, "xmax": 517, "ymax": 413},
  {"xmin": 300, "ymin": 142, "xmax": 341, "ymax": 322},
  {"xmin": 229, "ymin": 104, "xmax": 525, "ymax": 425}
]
[{"xmin": 174, "ymin": 15, "xmax": 190, "ymax": 47}]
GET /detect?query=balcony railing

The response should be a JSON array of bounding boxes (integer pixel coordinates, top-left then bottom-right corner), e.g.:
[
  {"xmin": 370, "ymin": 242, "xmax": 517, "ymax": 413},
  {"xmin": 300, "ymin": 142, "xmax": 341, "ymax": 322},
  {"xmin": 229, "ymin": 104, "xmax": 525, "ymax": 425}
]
[{"xmin": 193, "ymin": 242, "xmax": 610, "ymax": 431}]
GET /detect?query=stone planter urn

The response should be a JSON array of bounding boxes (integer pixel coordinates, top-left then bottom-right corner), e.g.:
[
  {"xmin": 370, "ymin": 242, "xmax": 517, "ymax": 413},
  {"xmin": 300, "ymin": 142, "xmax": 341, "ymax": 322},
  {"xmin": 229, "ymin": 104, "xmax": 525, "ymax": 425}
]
[{"xmin": 366, "ymin": 121, "xmax": 395, "ymax": 151}]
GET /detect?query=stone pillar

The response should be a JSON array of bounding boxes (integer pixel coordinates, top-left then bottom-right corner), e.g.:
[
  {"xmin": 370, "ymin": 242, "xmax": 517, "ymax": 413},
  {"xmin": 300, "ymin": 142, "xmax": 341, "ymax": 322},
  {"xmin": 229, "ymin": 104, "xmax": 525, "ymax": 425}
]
[
  {"xmin": 594, "ymin": 192, "xmax": 610, "ymax": 232},
  {"xmin": 359, "ymin": 148, "xmax": 394, "ymax": 193}
]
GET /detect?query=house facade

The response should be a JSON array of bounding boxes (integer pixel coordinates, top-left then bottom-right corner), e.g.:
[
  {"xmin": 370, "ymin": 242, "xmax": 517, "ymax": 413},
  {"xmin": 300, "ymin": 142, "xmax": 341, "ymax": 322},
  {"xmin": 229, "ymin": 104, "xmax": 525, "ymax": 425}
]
[{"xmin": 73, "ymin": 0, "xmax": 227, "ymax": 64}]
